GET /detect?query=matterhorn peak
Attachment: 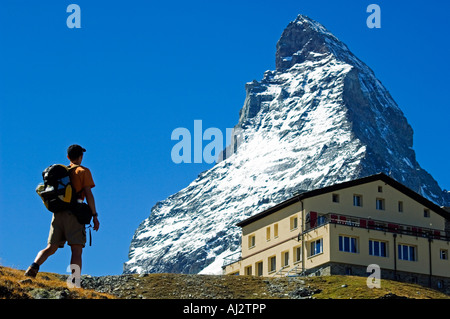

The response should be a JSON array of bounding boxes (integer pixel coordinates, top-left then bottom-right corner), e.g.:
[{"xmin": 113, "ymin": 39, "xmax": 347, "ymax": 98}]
[
  {"xmin": 124, "ymin": 14, "xmax": 449, "ymax": 275},
  {"xmin": 276, "ymin": 14, "xmax": 365, "ymax": 73}
]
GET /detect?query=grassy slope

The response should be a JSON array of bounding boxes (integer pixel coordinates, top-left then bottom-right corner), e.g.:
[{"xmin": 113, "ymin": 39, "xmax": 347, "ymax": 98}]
[
  {"xmin": 1, "ymin": 266, "xmax": 449, "ymax": 299},
  {"xmin": 0, "ymin": 266, "xmax": 115, "ymax": 299}
]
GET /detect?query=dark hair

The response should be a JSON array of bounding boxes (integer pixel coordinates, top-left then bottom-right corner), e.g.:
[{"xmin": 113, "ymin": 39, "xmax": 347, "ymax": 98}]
[{"xmin": 67, "ymin": 144, "xmax": 86, "ymax": 160}]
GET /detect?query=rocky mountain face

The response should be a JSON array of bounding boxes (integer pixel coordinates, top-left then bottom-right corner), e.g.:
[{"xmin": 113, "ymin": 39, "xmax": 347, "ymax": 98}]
[{"xmin": 123, "ymin": 15, "xmax": 449, "ymax": 275}]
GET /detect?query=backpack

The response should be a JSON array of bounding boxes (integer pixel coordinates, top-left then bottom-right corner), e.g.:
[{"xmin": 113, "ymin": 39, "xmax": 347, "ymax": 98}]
[
  {"xmin": 36, "ymin": 164, "xmax": 77, "ymax": 213},
  {"xmin": 36, "ymin": 164, "xmax": 93, "ymax": 225}
]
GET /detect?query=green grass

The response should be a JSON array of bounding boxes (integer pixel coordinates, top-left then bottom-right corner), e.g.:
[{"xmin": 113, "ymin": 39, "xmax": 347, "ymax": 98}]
[
  {"xmin": 302, "ymin": 275, "xmax": 449, "ymax": 299},
  {"xmin": 104, "ymin": 273, "xmax": 450, "ymax": 299},
  {"xmin": 1, "ymin": 265, "xmax": 448, "ymax": 299},
  {"xmin": 0, "ymin": 266, "xmax": 115, "ymax": 299}
]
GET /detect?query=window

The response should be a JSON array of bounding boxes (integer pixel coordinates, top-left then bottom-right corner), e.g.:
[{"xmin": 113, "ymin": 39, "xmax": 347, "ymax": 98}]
[
  {"xmin": 266, "ymin": 227, "xmax": 271, "ymax": 241},
  {"xmin": 347, "ymin": 217, "xmax": 359, "ymax": 227},
  {"xmin": 424, "ymin": 209, "xmax": 430, "ymax": 218},
  {"xmin": 290, "ymin": 216, "xmax": 298, "ymax": 230},
  {"xmin": 398, "ymin": 201, "xmax": 403, "ymax": 213},
  {"xmin": 398, "ymin": 244, "xmax": 416, "ymax": 261},
  {"xmin": 317, "ymin": 215, "xmax": 327, "ymax": 226},
  {"xmin": 294, "ymin": 246, "xmax": 302, "ymax": 263},
  {"xmin": 274, "ymin": 223, "xmax": 278, "ymax": 238},
  {"xmin": 440, "ymin": 249, "xmax": 448, "ymax": 260},
  {"xmin": 282, "ymin": 251, "xmax": 289, "ymax": 267},
  {"xmin": 256, "ymin": 261, "xmax": 263, "ymax": 276},
  {"xmin": 309, "ymin": 238, "xmax": 323, "ymax": 257},
  {"xmin": 369, "ymin": 240, "xmax": 387, "ymax": 257},
  {"xmin": 376, "ymin": 198, "xmax": 385, "ymax": 210},
  {"xmin": 332, "ymin": 194, "xmax": 340, "ymax": 203},
  {"xmin": 339, "ymin": 235, "xmax": 357, "ymax": 253},
  {"xmin": 268, "ymin": 256, "xmax": 276, "ymax": 273},
  {"xmin": 374, "ymin": 221, "xmax": 387, "ymax": 231},
  {"xmin": 248, "ymin": 235, "xmax": 255, "ymax": 249},
  {"xmin": 378, "ymin": 186, "xmax": 383, "ymax": 193},
  {"xmin": 244, "ymin": 266, "xmax": 252, "ymax": 275},
  {"xmin": 353, "ymin": 195, "xmax": 362, "ymax": 207}
]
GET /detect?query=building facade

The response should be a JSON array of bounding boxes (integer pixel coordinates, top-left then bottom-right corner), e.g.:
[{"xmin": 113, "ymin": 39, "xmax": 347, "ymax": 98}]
[{"xmin": 223, "ymin": 173, "xmax": 450, "ymax": 292}]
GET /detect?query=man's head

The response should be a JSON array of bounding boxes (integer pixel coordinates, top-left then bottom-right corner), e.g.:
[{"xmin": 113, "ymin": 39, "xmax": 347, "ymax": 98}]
[{"xmin": 67, "ymin": 144, "xmax": 86, "ymax": 163}]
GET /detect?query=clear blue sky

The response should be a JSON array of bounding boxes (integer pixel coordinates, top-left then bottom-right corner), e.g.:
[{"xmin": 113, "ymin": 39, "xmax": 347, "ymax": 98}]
[{"xmin": 0, "ymin": 0, "xmax": 448, "ymax": 276}]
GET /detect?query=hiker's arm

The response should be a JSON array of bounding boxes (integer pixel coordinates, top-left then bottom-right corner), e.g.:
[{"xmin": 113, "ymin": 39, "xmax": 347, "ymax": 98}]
[
  {"xmin": 84, "ymin": 186, "xmax": 100, "ymax": 231},
  {"xmin": 83, "ymin": 186, "xmax": 97, "ymax": 215}
]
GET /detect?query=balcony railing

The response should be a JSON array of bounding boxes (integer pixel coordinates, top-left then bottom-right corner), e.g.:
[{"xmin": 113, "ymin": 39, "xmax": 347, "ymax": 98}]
[
  {"xmin": 223, "ymin": 212, "xmax": 449, "ymax": 268},
  {"xmin": 222, "ymin": 250, "xmax": 242, "ymax": 267},
  {"xmin": 306, "ymin": 212, "xmax": 450, "ymax": 241}
]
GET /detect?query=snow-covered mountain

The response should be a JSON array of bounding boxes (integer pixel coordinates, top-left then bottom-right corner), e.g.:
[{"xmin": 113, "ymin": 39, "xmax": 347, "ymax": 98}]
[{"xmin": 124, "ymin": 15, "xmax": 449, "ymax": 275}]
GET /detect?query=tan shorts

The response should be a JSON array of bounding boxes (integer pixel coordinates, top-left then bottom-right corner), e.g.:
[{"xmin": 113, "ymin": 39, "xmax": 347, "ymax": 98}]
[{"xmin": 48, "ymin": 210, "xmax": 86, "ymax": 248}]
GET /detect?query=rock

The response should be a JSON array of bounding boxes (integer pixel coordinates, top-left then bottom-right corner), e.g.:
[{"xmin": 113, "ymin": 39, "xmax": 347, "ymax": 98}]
[
  {"xmin": 378, "ymin": 293, "xmax": 409, "ymax": 299},
  {"xmin": 289, "ymin": 287, "xmax": 321, "ymax": 299},
  {"xmin": 56, "ymin": 289, "xmax": 70, "ymax": 299},
  {"xmin": 18, "ymin": 279, "xmax": 33, "ymax": 285},
  {"xmin": 30, "ymin": 288, "xmax": 51, "ymax": 299}
]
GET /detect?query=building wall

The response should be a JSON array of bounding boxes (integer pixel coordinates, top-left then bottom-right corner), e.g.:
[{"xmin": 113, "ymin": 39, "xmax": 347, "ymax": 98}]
[
  {"xmin": 226, "ymin": 237, "xmax": 303, "ymax": 276},
  {"xmin": 226, "ymin": 223, "xmax": 450, "ymax": 279},
  {"xmin": 328, "ymin": 224, "xmax": 450, "ymax": 278},
  {"xmin": 241, "ymin": 201, "xmax": 302, "ymax": 263},
  {"xmin": 302, "ymin": 180, "xmax": 445, "ymax": 231},
  {"xmin": 224, "ymin": 179, "xmax": 450, "ymax": 290}
]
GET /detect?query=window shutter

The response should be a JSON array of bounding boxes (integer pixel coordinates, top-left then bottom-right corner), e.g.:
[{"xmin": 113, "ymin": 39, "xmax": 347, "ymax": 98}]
[
  {"xmin": 359, "ymin": 219, "xmax": 367, "ymax": 228},
  {"xmin": 310, "ymin": 211, "xmax": 317, "ymax": 228},
  {"xmin": 388, "ymin": 223, "xmax": 399, "ymax": 233}
]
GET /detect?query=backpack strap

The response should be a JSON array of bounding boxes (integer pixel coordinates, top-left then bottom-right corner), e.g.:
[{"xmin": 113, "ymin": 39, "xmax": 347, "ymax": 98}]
[
  {"xmin": 68, "ymin": 164, "xmax": 80, "ymax": 171},
  {"xmin": 86, "ymin": 224, "xmax": 93, "ymax": 246},
  {"xmin": 67, "ymin": 164, "xmax": 83, "ymax": 200}
]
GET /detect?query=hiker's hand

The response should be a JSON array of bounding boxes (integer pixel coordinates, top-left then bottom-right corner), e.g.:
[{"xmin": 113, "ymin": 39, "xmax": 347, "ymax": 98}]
[{"xmin": 93, "ymin": 216, "xmax": 100, "ymax": 231}]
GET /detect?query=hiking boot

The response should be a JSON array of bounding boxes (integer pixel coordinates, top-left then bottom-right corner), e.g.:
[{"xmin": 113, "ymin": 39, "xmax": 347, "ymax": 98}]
[{"xmin": 24, "ymin": 266, "xmax": 39, "ymax": 278}]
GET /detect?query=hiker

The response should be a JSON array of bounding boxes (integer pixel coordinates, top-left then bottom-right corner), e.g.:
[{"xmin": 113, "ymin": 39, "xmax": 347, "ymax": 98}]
[{"xmin": 25, "ymin": 144, "xmax": 99, "ymax": 278}]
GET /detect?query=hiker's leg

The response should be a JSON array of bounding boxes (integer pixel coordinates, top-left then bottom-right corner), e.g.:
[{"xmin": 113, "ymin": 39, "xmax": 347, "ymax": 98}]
[
  {"xmin": 70, "ymin": 244, "xmax": 83, "ymax": 272},
  {"xmin": 25, "ymin": 243, "xmax": 59, "ymax": 277},
  {"xmin": 34, "ymin": 243, "xmax": 59, "ymax": 266}
]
